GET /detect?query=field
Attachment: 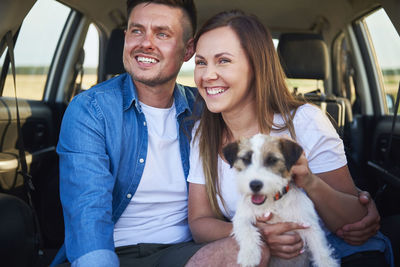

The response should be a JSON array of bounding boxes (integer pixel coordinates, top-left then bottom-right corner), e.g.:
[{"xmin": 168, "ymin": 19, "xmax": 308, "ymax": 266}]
[{"xmin": 2, "ymin": 73, "xmax": 399, "ymax": 109}]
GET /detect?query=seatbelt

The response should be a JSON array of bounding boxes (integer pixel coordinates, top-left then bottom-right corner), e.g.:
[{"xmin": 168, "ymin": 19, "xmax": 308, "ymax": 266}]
[
  {"xmin": 5, "ymin": 31, "xmax": 43, "ymax": 254},
  {"xmin": 385, "ymin": 81, "xmax": 400, "ymax": 167}
]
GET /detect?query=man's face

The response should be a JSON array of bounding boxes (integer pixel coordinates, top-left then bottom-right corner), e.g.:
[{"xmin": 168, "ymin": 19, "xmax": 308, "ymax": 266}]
[{"xmin": 123, "ymin": 3, "xmax": 191, "ymax": 87}]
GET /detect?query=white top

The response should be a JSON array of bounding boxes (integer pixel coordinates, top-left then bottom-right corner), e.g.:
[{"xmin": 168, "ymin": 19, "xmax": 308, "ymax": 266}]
[
  {"xmin": 114, "ymin": 101, "xmax": 191, "ymax": 247},
  {"xmin": 187, "ymin": 104, "xmax": 347, "ymax": 219}
]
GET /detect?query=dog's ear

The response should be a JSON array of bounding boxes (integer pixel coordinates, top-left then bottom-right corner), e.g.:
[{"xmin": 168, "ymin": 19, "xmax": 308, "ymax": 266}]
[
  {"xmin": 222, "ymin": 142, "xmax": 239, "ymax": 168},
  {"xmin": 279, "ymin": 138, "xmax": 303, "ymax": 171}
]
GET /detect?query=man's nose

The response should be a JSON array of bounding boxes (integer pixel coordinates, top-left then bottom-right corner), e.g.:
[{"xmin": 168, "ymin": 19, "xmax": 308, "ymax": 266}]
[{"xmin": 140, "ymin": 33, "xmax": 155, "ymax": 50}]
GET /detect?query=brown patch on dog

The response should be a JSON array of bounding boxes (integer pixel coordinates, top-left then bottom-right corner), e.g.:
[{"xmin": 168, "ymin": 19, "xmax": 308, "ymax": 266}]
[
  {"xmin": 223, "ymin": 135, "xmax": 303, "ymax": 176},
  {"xmin": 234, "ymin": 138, "xmax": 254, "ymax": 171},
  {"xmin": 279, "ymin": 138, "xmax": 303, "ymax": 171},
  {"xmin": 262, "ymin": 136, "xmax": 290, "ymax": 178},
  {"xmin": 222, "ymin": 141, "xmax": 239, "ymax": 168}
]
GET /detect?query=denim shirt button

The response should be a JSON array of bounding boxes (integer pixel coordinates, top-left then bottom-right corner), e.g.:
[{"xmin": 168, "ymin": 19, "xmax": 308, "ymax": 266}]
[
  {"xmin": 126, "ymin": 193, "xmax": 132, "ymax": 199},
  {"xmin": 143, "ymin": 121, "xmax": 147, "ymax": 126},
  {"xmin": 139, "ymin": 158, "xmax": 144, "ymax": 163}
]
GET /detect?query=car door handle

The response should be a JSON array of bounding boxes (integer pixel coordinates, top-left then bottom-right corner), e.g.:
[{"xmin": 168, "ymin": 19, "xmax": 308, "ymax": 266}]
[{"xmin": 0, "ymin": 152, "xmax": 33, "ymax": 173}]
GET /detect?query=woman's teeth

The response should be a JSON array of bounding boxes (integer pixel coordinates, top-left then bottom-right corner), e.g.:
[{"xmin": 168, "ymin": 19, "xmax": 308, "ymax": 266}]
[{"xmin": 206, "ymin": 87, "xmax": 226, "ymax": 95}]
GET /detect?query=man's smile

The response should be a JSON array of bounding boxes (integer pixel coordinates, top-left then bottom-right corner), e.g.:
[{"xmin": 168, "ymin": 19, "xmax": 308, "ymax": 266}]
[{"xmin": 136, "ymin": 56, "xmax": 159, "ymax": 64}]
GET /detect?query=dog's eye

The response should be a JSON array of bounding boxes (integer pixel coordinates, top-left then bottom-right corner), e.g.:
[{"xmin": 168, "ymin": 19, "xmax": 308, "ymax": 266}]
[
  {"xmin": 240, "ymin": 151, "xmax": 253, "ymax": 166},
  {"xmin": 264, "ymin": 154, "xmax": 279, "ymax": 166}
]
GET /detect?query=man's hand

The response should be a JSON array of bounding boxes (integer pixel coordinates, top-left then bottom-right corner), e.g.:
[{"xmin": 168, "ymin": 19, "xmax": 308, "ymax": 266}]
[
  {"xmin": 256, "ymin": 213, "xmax": 309, "ymax": 259},
  {"xmin": 336, "ymin": 191, "xmax": 380, "ymax": 245}
]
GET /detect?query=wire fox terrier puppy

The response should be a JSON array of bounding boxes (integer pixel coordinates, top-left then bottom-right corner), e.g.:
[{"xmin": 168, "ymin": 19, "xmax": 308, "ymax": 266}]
[{"xmin": 223, "ymin": 134, "xmax": 338, "ymax": 267}]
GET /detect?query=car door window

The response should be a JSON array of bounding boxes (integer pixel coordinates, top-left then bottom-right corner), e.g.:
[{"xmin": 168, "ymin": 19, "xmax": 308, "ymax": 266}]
[
  {"xmin": 77, "ymin": 23, "xmax": 100, "ymax": 91},
  {"xmin": 1, "ymin": 0, "xmax": 70, "ymax": 100},
  {"xmin": 363, "ymin": 8, "xmax": 400, "ymax": 114},
  {"xmin": 177, "ymin": 57, "xmax": 195, "ymax": 87}
]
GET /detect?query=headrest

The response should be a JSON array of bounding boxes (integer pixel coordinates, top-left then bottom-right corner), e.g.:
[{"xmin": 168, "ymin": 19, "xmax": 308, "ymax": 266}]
[
  {"xmin": 278, "ymin": 33, "xmax": 329, "ymax": 80},
  {"xmin": 104, "ymin": 28, "xmax": 125, "ymax": 76}
]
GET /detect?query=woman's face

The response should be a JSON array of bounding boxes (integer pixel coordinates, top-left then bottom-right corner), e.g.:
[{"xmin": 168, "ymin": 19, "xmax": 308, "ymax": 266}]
[{"xmin": 194, "ymin": 26, "xmax": 254, "ymax": 115}]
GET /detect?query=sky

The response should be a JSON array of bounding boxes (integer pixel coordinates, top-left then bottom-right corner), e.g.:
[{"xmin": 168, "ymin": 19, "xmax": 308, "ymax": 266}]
[
  {"xmin": 366, "ymin": 9, "xmax": 400, "ymax": 69},
  {"xmin": 3, "ymin": 0, "xmax": 400, "ymax": 71}
]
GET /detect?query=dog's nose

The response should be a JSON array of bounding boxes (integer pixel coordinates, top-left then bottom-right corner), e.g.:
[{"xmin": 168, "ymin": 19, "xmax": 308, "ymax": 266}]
[{"xmin": 250, "ymin": 180, "xmax": 263, "ymax": 192}]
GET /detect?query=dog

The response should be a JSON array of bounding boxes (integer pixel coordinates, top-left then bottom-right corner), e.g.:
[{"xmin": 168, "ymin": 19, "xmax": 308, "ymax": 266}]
[{"xmin": 222, "ymin": 134, "xmax": 339, "ymax": 267}]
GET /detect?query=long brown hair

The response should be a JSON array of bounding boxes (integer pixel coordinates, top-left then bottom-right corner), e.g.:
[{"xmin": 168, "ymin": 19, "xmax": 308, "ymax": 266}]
[{"xmin": 193, "ymin": 10, "xmax": 304, "ymax": 218}]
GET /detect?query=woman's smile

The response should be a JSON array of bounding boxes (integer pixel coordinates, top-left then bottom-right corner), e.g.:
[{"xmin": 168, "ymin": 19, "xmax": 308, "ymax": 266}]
[{"xmin": 205, "ymin": 86, "xmax": 228, "ymax": 96}]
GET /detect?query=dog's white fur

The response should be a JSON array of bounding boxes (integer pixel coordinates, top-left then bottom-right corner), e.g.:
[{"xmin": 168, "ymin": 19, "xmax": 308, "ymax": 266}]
[{"xmin": 223, "ymin": 134, "xmax": 339, "ymax": 267}]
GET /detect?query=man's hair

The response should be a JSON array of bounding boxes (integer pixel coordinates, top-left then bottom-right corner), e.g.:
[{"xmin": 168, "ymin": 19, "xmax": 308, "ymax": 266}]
[{"xmin": 126, "ymin": 0, "xmax": 197, "ymax": 40}]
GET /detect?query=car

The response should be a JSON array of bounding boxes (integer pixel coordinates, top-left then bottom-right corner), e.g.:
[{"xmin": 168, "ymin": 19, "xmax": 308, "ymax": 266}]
[{"xmin": 0, "ymin": 0, "xmax": 399, "ymax": 266}]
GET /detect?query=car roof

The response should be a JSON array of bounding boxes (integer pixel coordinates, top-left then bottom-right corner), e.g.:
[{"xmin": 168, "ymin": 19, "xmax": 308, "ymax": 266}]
[
  {"xmin": 58, "ymin": 0, "xmax": 399, "ymax": 42},
  {"xmin": 1, "ymin": 0, "xmax": 399, "ymax": 53}
]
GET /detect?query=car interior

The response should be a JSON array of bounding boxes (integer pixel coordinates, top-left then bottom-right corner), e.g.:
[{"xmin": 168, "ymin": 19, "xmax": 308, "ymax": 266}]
[{"xmin": 0, "ymin": 0, "xmax": 399, "ymax": 266}]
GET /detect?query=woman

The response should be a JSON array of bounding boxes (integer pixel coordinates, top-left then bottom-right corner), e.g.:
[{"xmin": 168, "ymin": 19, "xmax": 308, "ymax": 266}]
[{"xmin": 187, "ymin": 10, "xmax": 392, "ymax": 265}]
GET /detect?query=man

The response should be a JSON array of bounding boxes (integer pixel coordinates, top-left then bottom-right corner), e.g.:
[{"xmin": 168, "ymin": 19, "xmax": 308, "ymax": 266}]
[{"xmin": 51, "ymin": 0, "xmax": 383, "ymax": 266}]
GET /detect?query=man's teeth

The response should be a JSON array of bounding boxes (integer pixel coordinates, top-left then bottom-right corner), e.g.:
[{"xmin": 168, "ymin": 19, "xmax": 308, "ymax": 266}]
[
  {"xmin": 206, "ymin": 87, "xmax": 226, "ymax": 95},
  {"xmin": 137, "ymin": 56, "xmax": 157, "ymax": 63}
]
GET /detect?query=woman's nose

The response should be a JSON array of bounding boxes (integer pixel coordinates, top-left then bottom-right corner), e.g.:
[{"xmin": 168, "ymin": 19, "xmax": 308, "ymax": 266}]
[{"xmin": 203, "ymin": 65, "xmax": 218, "ymax": 81}]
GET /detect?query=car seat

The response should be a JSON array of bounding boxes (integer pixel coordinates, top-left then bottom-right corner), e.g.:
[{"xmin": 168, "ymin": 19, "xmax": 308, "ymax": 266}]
[
  {"xmin": 104, "ymin": 27, "xmax": 125, "ymax": 80},
  {"xmin": 0, "ymin": 193, "xmax": 37, "ymax": 267},
  {"xmin": 277, "ymin": 33, "xmax": 352, "ymax": 137}
]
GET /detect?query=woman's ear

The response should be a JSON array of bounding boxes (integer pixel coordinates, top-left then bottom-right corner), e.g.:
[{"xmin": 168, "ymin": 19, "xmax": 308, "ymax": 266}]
[{"xmin": 184, "ymin": 38, "xmax": 195, "ymax": 62}]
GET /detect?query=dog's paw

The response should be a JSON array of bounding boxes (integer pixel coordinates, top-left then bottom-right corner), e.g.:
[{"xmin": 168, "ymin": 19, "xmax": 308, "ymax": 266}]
[{"xmin": 237, "ymin": 248, "xmax": 262, "ymax": 267}]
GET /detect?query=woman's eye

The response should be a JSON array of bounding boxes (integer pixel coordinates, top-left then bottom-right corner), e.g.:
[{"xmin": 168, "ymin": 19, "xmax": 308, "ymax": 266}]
[
  {"xmin": 195, "ymin": 60, "xmax": 206, "ymax": 66},
  {"xmin": 219, "ymin": 58, "xmax": 230, "ymax": 64}
]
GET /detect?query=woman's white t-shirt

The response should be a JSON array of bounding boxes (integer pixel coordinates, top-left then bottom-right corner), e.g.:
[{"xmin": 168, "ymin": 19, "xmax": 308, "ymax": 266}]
[{"xmin": 187, "ymin": 104, "xmax": 347, "ymax": 220}]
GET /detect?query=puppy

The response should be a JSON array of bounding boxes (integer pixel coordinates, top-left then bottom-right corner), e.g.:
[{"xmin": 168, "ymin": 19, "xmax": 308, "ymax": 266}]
[{"xmin": 223, "ymin": 134, "xmax": 338, "ymax": 267}]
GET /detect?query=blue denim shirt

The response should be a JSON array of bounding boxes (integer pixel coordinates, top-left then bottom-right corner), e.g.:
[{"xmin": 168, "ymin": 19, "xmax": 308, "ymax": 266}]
[
  {"xmin": 323, "ymin": 222, "xmax": 394, "ymax": 266},
  {"xmin": 51, "ymin": 73, "xmax": 197, "ymax": 266}
]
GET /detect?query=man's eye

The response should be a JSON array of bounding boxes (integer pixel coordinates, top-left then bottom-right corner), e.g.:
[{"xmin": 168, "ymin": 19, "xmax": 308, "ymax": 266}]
[
  {"xmin": 158, "ymin": 32, "xmax": 168, "ymax": 38},
  {"xmin": 131, "ymin": 29, "xmax": 142, "ymax": 34}
]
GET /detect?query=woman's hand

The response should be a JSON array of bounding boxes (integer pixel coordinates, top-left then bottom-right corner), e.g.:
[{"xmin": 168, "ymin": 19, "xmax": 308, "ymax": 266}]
[
  {"xmin": 290, "ymin": 152, "xmax": 317, "ymax": 190},
  {"xmin": 256, "ymin": 213, "xmax": 309, "ymax": 259},
  {"xmin": 336, "ymin": 191, "xmax": 380, "ymax": 245}
]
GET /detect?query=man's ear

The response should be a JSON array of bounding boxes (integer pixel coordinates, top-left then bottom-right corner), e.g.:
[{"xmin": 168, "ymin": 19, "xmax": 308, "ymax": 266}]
[
  {"xmin": 279, "ymin": 138, "xmax": 303, "ymax": 171},
  {"xmin": 184, "ymin": 38, "xmax": 195, "ymax": 62},
  {"xmin": 222, "ymin": 142, "xmax": 239, "ymax": 168}
]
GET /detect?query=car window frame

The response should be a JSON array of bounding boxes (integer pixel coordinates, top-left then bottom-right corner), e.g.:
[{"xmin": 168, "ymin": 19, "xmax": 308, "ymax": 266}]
[{"xmin": 347, "ymin": 9, "xmax": 386, "ymax": 116}]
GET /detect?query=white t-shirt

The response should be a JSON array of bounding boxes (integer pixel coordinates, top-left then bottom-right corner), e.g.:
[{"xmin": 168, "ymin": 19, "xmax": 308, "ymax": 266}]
[
  {"xmin": 187, "ymin": 104, "xmax": 347, "ymax": 220},
  {"xmin": 114, "ymin": 101, "xmax": 191, "ymax": 247}
]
